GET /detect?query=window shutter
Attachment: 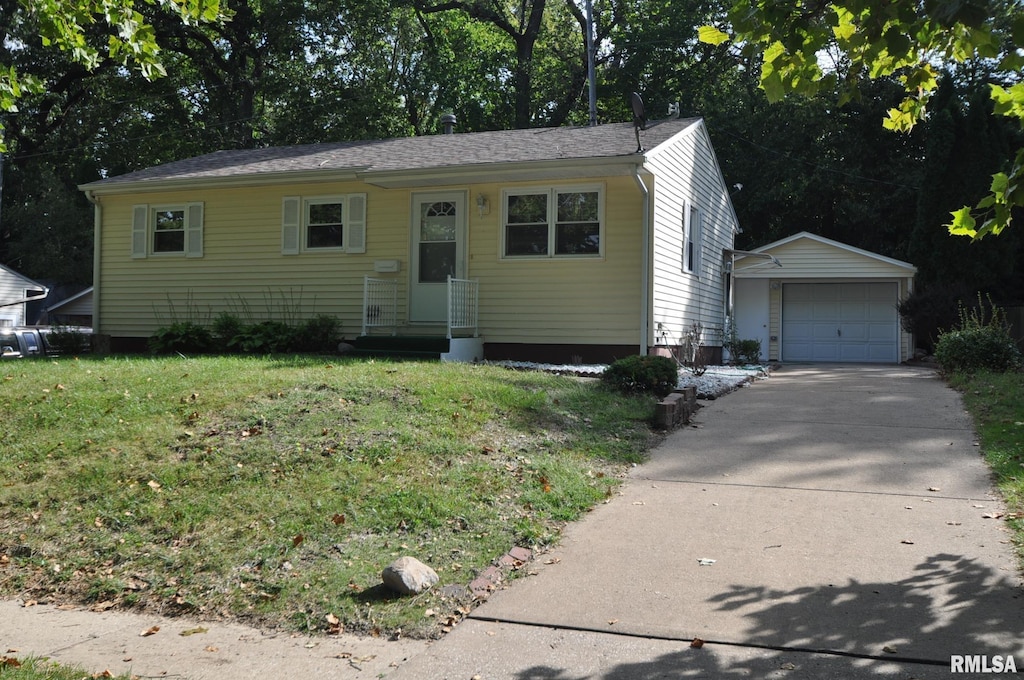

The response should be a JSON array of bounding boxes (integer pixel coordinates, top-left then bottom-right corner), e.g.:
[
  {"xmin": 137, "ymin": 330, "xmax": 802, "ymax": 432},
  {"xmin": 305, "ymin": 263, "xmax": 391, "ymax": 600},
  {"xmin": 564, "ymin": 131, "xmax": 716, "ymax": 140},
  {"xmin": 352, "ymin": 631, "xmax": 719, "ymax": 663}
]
[
  {"xmin": 185, "ymin": 202, "xmax": 204, "ymax": 258},
  {"xmin": 132, "ymin": 205, "xmax": 148, "ymax": 259},
  {"xmin": 345, "ymin": 193, "xmax": 366, "ymax": 253},
  {"xmin": 281, "ymin": 196, "xmax": 300, "ymax": 255}
]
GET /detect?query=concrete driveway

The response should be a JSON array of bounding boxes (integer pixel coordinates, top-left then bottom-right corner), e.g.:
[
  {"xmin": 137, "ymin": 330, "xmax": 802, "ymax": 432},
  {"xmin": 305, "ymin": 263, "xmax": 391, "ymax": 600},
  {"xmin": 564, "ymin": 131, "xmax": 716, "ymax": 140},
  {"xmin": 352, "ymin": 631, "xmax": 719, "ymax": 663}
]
[{"xmin": 391, "ymin": 364, "xmax": 1024, "ymax": 679}]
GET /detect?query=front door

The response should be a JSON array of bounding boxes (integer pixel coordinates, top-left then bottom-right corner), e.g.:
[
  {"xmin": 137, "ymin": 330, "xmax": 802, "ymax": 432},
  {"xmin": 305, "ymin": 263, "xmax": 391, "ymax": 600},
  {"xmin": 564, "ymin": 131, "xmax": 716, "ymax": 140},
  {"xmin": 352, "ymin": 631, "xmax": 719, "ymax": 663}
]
[{"xmin": 410, "ymin": 191, "xmax": 467, "ymax": 323}]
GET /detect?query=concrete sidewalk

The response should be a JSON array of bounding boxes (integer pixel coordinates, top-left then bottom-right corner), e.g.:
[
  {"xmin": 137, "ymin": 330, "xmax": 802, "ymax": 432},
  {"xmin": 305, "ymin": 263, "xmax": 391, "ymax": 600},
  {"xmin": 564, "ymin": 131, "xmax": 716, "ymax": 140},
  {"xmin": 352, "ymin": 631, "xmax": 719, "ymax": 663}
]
[
  {"xmin": 4, "ymin": 365, "xmax": 1023, "ymax": 679},
  {"xmin": 389, "ymin": 364, "xmax": 1024, "ymax": 679}
]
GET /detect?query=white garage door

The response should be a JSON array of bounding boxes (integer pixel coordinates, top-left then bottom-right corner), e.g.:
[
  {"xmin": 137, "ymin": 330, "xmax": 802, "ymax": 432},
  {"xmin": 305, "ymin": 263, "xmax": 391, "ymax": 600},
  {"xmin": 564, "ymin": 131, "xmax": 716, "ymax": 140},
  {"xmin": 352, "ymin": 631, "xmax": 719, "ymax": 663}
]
[{"xmin": 782, "ymin": 283, "xmax": 898, "ymax": 362}]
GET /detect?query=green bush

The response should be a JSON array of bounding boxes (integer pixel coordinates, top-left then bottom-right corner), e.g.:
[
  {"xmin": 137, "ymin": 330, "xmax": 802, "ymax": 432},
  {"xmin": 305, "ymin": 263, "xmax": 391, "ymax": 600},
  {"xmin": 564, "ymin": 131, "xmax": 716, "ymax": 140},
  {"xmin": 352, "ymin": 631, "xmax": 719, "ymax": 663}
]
[
  {"xmin": 601, "ymin": 354, "xmax": 679, "ymax": 397},
  {"xmin": 237, "ymin": 320, "xmax": 296, "ymax": 353},
  {"xmin": 934, "ymin": 297, "xmax": 1023, "ymax": 373},
  {"xmin": 732, "ymin": 338, "xmax": 762, "ymax": 365},
  {"xmin": 211, "ymin": 312, "xmax": 246, "ymax": 352},
  {"xmin": 45, "ymin": 326, "xmax": 91, "ymax": 355},
  {"xmin": 897, "ymin": 284, "xmax": 974, "ymax": 353},
  {"xmin": 149, "ymin": 322, "xmax": 213, "ymax": 354},
  {"xmin": 294, "ymin": 314, "xmax": 342, "ymax": 353}
]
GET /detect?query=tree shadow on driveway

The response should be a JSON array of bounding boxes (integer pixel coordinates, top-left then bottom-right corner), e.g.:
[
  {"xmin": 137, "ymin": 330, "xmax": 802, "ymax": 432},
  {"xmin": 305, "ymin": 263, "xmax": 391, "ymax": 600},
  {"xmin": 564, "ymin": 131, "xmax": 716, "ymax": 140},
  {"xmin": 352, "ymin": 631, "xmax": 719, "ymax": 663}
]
[{"xmin": 509, "ymin": 553, "xmax": 1024, "ymax": 679}]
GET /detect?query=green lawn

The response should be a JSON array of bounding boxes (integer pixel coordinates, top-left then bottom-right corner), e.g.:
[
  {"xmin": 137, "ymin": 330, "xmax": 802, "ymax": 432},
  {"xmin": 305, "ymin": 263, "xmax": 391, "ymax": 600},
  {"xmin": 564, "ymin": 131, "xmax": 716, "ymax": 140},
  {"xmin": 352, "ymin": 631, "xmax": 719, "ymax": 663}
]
[
  {"xmin": 949, "ymin": 369, "xmax": 1024, "ymax": 561},
  {"xmin": 0, "ymin": 355, "xmax": 658, "ymax": 639}
]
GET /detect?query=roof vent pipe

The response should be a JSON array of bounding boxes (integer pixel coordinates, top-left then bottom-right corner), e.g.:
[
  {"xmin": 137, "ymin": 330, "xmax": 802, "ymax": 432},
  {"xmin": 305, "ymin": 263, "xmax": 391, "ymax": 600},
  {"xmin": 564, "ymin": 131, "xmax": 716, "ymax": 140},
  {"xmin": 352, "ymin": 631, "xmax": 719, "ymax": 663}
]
[{"xmin": 441, "ymin": 113, "xmax": 457, "ymax": 134}]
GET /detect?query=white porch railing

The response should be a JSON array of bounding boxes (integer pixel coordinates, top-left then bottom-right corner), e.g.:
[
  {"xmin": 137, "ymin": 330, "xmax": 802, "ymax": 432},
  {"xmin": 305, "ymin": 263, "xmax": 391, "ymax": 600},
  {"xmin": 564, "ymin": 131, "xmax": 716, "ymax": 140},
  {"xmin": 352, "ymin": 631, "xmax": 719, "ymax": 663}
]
[
  {"xmin": 362, "ymin": 276, "xmax": 398, "ymax": 335},
  {"xmin": 447, "ymin": 276, "xmax": 479, "ymax": 339}
]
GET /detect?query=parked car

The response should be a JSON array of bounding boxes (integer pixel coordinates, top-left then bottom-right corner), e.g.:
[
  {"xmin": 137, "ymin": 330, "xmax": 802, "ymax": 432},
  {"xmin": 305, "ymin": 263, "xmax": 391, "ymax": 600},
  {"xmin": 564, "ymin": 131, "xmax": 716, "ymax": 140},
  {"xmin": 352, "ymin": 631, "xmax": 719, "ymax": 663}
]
[{"xmin": 0, "ymin": 327, "xmax": 92, "ymax": 358}]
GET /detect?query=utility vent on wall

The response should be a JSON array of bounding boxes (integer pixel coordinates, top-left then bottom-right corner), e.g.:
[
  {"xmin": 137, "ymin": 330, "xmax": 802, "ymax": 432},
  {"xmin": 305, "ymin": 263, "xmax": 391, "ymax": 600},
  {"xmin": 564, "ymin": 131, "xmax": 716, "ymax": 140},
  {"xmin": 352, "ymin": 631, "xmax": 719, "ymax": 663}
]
[{"xmin": 374, "ymin": 260, "xmax": 401, "ymax": 273}]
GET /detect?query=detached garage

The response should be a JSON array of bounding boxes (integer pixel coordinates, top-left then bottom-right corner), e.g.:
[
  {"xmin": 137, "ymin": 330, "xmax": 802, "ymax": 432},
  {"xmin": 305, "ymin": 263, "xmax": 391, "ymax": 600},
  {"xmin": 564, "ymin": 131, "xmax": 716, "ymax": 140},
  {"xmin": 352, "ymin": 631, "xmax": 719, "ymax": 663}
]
[{"xmin": 732, "ymin": 232, "xmax": 916, "ymax": 363}]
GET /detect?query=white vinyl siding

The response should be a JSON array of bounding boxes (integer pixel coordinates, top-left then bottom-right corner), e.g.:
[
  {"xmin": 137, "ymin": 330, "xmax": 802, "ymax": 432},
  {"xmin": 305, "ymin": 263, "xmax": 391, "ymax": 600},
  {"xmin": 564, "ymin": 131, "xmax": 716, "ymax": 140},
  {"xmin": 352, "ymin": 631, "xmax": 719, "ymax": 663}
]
[{"xmin": 644, "ymin": 123, "xmax": 738, "ymax": 349}]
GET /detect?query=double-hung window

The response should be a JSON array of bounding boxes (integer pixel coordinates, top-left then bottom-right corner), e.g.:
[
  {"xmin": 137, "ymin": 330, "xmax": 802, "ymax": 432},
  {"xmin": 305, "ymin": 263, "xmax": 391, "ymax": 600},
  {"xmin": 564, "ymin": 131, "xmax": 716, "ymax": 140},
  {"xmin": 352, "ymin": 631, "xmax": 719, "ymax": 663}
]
[
  {"xmin": 281, "ymin": 194, "xmax": 366, "ymax": 254},
  {"xmin": 131, "ymin": 203, "xmax": 204, "ymax": 258},
  {"xmin": 503, "ymin": 186, "xmax": 602, "ymax": 258},
  {"xmin": 683, "ymin": 202, "xmax": 702, "ymax": 275}
]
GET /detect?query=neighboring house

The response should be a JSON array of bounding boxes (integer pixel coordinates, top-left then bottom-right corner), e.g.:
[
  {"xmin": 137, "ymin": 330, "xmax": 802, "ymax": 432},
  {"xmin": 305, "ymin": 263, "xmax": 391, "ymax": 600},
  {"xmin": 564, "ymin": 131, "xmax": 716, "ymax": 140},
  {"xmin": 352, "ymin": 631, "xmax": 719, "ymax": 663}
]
[
  {"xmin": 0, "ymin": 264, "xmax": 48, "ymax": 327},
  {"xmin": 732, "ymin": 232, "xmax": 917, "ymax": 363},
  {"xmin": 44, "ymin": 286, "xmax": 94, "ymax": 327},
  {"xmin": 79, "ymin": 119, "xmax": 739, "ymax": 362}
]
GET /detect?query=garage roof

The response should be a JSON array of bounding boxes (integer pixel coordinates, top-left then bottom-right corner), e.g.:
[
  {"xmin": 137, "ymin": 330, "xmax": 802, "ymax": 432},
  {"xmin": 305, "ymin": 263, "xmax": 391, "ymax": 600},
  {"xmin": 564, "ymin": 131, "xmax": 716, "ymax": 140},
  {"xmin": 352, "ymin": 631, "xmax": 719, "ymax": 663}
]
[{"xmin": 733, "ymin": 231, "xmax": 916, "ymax": 278}]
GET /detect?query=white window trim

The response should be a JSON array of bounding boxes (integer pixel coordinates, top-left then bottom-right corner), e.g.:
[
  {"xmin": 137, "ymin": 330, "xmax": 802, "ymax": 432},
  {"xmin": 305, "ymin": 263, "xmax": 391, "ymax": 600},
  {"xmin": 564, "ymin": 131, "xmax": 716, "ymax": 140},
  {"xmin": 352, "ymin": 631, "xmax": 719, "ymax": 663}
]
[
  {"xmin": 132, "ymin": 202, "xmax": 204, "ymax": 259},
  {"xmin": 500, "ymin": 184, "xmax": 604, "ymax": 260},
  {"xmin": 683, "ymin": 201, "xmax": 702, "ymax": 276},
  {"xmin": 282, "ymin": 194, "xmax": 366, "ymax": 255}
]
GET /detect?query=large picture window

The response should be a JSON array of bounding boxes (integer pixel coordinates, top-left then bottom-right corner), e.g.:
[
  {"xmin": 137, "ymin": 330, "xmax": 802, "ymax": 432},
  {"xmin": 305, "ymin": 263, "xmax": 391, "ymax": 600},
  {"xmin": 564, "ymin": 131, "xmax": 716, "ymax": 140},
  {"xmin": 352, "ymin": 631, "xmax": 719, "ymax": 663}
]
[{"xmin": 503, "ymin": 186, "xmax": 602, "ymax": 258}]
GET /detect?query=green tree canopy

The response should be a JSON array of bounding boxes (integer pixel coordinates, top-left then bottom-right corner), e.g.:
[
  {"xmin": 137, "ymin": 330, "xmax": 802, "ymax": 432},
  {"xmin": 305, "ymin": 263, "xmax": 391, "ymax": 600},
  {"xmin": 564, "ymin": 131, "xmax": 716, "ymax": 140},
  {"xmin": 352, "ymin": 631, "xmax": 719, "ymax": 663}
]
[{"xmin": 700, "ymin": 0, "xmax": 1024, "ymax": 239}]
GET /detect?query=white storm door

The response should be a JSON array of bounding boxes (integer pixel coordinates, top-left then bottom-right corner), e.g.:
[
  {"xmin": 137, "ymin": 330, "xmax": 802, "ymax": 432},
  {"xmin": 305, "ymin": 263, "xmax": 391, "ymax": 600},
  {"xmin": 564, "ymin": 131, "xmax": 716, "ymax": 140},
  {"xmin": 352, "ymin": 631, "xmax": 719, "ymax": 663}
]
[{"xmin": 410, "ymin": 192, "xmax": 467, "ymax": 323}]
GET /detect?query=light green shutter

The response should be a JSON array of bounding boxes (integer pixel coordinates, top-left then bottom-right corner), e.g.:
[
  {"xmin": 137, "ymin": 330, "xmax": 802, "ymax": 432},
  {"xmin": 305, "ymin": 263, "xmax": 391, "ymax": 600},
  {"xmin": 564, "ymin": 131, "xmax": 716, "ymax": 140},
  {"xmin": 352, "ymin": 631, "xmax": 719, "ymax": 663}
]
[
  {"xmin": 345, "ymin": 193, "xmax": 366, "ymax": 253},
  {"xmin": 131, "ymin": 205, "xmax": 148, "ymax": 259},
  {"xmin": 281, "ymin": 196, "xmax": 300, "ymax": 255},
  {"xmin": 185, "ymin": 203, "xmax": 204, "ymax": 258}
]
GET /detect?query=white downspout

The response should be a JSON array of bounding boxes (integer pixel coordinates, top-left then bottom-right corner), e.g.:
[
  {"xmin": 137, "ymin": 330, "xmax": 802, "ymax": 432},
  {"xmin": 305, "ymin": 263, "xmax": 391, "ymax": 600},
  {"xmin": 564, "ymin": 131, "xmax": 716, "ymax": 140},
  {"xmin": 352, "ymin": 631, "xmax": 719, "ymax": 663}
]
[
  {"xmin": 86, "ymin": 190, "xmax": 101, "ymax": 335},
  {"xmin": 634, "ymin": 166, "xmax": 651, "ymax": 356}
]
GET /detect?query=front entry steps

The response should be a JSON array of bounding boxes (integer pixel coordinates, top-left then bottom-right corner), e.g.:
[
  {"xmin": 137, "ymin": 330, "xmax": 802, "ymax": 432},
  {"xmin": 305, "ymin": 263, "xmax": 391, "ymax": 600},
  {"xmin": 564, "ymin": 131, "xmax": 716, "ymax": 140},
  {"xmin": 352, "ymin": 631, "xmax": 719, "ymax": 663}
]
[{"xmin": 351, "ymin": 335, "xmax": 484, "ymax": 362}]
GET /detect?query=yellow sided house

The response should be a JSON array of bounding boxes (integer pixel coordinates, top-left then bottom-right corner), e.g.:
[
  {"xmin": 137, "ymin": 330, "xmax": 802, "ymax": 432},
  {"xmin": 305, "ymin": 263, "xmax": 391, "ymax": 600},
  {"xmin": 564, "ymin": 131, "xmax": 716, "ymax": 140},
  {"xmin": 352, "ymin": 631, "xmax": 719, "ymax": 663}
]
[{"xmin": 79, "ymin": 118, "xmax": 739, "ymax": 362}]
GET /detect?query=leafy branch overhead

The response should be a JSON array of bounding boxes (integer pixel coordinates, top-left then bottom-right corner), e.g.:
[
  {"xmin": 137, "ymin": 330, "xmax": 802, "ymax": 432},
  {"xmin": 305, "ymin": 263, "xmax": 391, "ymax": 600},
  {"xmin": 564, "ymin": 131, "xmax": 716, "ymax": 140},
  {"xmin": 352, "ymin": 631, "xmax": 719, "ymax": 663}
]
[
  {"xmin": 700, "ymin": 0, "xmax": 1024, "ymax": 240},
  {"xmin": 0, "ymin": 0, "xmax": 225, "ymax": 149}
]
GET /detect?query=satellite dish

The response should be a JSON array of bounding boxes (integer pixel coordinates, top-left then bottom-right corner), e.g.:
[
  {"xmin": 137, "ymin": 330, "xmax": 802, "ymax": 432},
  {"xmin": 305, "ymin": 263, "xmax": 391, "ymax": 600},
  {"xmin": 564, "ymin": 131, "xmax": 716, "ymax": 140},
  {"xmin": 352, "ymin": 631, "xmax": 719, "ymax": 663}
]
[{"xmin": 630, "ymin": 92, "xmax": 646, "ymax": 152}]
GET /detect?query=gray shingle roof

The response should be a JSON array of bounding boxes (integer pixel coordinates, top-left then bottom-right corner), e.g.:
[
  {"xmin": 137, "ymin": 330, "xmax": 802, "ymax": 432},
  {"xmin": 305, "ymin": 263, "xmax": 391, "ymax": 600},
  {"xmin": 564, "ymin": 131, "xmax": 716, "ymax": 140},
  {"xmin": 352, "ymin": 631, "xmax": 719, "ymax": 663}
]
[{"xmin": 82, "ymin": 119, "xmax": 699, "ymax": 189}]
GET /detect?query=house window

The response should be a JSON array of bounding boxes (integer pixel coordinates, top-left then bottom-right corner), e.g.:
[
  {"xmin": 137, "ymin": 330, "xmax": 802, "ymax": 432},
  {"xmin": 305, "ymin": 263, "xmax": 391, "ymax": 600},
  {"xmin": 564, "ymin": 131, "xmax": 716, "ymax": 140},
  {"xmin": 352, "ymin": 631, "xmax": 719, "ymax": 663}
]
[
  {"xmin": 503, "ymin": 186, "xmax": 602, "ymax": 258},
  {"xmin": 683, "ymin": 203, "xmax": 702, "ymax": 275},
  {"xmin": 132, "ymin": 203, "xmax": 204, "ymax": 259},
  {"xmin": 281, "ymin": 194, "xmax": 366, "ymax": 255},
  {"xmin": 153, "ymin": 208, "xmax": 186, "ymax": 253},
  {"xmin": 306, "ymin": 199, "xmax": 344, "ymax": 249}
]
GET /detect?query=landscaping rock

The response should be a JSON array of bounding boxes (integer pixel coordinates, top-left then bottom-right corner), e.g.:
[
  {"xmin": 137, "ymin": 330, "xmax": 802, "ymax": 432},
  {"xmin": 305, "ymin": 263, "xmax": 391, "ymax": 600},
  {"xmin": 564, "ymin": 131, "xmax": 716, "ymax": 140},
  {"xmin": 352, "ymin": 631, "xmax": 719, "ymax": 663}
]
[
  {"xmin": 337, "ymin": 342, "xmax": 355, "ymax": 354},
  {"xmin": 381, "ymin": 556, "xmax": 439, "ymax": 595}
]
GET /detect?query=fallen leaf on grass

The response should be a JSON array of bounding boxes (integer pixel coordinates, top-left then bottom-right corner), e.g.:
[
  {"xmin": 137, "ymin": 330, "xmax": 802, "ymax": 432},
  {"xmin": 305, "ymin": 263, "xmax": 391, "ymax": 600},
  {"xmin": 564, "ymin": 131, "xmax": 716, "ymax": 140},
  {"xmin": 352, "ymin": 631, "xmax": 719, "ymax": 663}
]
[
  {"xmin": 140, "ymin": 626, "xmax": 160, "ymax": 637},
  {"xmin": 1, "ymin": 657, "xmax": 21, "ymax": 669}
]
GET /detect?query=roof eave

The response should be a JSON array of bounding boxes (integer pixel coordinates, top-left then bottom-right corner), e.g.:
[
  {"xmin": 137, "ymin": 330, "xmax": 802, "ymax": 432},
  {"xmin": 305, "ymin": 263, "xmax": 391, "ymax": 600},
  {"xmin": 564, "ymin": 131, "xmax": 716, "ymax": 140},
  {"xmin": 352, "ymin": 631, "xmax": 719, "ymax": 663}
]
[
  {"xmin": 360, "ymin": 155, "xmax": 647, "ymax": 189},
  {"xmin": 78, "ymin": 168, "xmax": 366, "ymax": 196}
]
